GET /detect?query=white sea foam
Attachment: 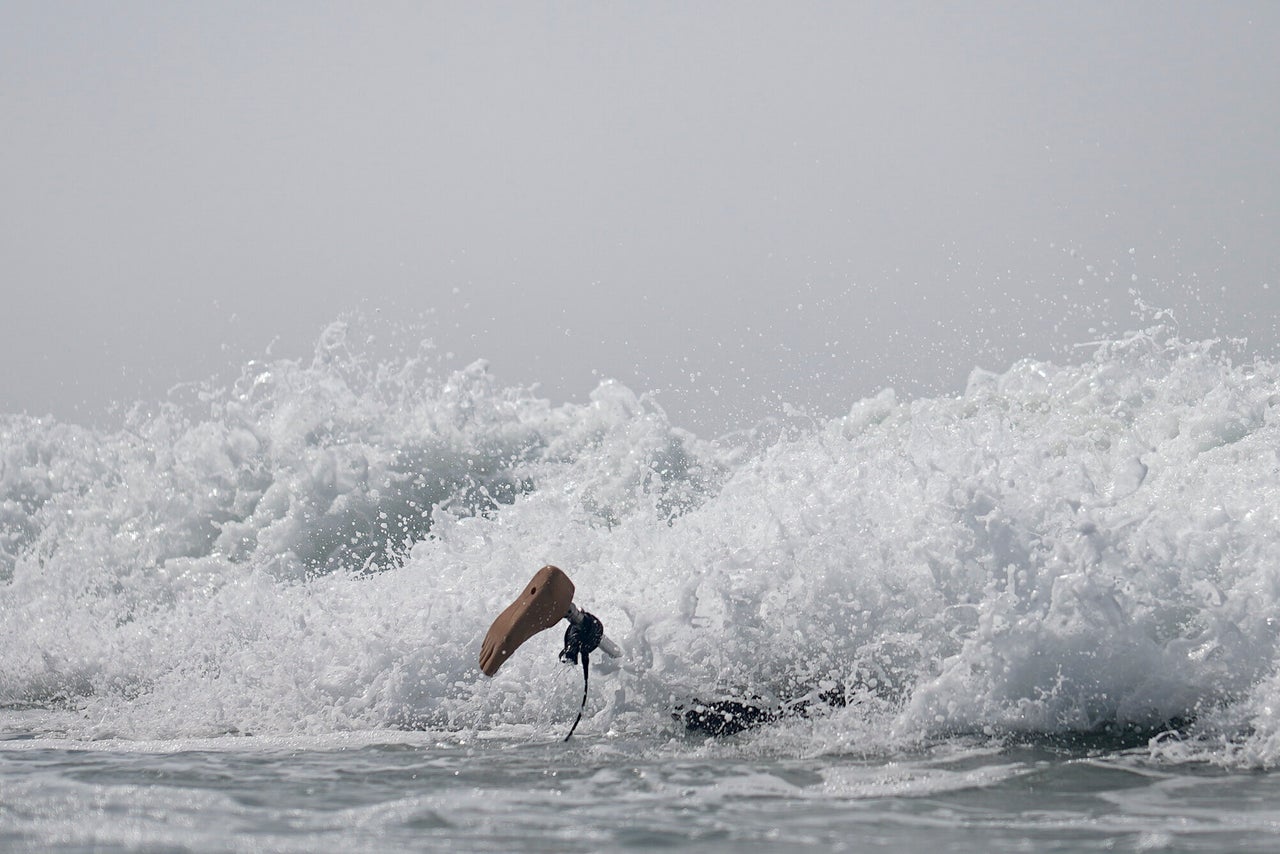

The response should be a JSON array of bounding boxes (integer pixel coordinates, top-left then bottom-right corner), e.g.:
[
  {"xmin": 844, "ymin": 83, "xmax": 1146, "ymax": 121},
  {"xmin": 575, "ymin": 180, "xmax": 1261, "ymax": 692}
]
[{"xmin": 4, "ymin": 322, "xmax": 1280, "ymax": 766}]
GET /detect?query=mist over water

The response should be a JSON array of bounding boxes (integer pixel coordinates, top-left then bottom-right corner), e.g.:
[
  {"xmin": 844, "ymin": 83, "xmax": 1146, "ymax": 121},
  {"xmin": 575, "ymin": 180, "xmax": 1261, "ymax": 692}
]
[
  {"xmin": 6, "ymin": 4, "xmax": 1279, "ymax": 436},
  {"xmin": 3, "ymin": 316, "xmax": 1279, "ymax": 771}
]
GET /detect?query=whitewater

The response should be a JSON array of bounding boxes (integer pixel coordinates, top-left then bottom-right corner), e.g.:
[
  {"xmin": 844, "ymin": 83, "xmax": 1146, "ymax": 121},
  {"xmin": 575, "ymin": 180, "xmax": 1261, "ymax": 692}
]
[{"xmin": 4, "ymin": 321, "xmax": 1280, "ymax": 851}]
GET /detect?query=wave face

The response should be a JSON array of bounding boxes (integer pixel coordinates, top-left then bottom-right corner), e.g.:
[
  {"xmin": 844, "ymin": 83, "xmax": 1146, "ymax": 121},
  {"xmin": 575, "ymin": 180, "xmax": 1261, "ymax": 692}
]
[{"xmin": 3, "ymin": 323, "xmax": 1280, "ymax": 764}]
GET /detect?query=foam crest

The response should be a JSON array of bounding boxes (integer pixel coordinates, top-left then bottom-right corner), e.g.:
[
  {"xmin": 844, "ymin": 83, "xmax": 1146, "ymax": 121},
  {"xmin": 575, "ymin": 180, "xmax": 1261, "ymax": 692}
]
[{"xmin": 5, "ymin": 324, "xmax": 1280, "ymax": 766}]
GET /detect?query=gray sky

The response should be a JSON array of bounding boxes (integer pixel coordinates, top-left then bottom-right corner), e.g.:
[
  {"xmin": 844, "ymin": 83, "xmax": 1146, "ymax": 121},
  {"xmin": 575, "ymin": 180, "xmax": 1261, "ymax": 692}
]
[{"xmin": 4, "ymin": 2, "xmax": 1278, "ymax": 433}]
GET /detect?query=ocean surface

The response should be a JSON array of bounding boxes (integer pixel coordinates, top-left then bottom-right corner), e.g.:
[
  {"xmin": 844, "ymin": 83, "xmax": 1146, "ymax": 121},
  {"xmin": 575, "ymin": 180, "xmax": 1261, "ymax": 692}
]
[{"xmin": 4, "ymin": 322, "xmax": 1280, "ymax": 851}]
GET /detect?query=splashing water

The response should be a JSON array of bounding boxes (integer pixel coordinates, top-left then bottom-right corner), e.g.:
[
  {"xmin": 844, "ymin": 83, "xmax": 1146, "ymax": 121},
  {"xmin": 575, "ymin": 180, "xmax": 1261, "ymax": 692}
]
[{"xmin": 3, "ymin": 321, "xmax": 1280, "ymax": 769}]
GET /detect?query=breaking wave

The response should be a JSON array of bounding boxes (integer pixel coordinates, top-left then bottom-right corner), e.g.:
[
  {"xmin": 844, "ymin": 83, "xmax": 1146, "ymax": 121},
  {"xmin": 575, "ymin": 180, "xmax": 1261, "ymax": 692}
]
[{"xmin": 3, "ymin": 321, "xmax": 1280, "ymax": 767}]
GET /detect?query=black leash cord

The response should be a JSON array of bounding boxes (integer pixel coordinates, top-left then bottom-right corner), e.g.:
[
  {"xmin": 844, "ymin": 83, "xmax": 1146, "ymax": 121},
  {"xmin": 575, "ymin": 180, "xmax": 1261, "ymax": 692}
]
[
  {"xmin": 560, "ymin": 610, "xmax": 604, "ymax": 741},
  {"xmin": 564, "ymin": 655, "xmax": 590, "ymax": 741}
]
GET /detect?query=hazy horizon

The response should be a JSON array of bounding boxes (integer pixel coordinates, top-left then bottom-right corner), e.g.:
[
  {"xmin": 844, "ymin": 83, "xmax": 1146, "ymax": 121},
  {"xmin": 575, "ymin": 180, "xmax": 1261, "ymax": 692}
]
[{"xmin": 5, "ymin": 2, "xmax": 1278, "ymax": 434}]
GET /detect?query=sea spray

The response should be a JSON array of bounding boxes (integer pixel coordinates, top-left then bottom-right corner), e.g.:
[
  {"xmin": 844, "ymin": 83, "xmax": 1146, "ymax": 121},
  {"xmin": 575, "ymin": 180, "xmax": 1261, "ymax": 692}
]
[{"xmin": 4, "ymin": 323, "xmax": 1280, "ymax": 767}]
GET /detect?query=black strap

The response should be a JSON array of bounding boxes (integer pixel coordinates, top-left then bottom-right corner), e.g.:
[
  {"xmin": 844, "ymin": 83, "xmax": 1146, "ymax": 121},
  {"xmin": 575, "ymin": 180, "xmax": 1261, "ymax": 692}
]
[{"xmin": 560, "ymin": 610, "xmax": 604, "ymax": 741}]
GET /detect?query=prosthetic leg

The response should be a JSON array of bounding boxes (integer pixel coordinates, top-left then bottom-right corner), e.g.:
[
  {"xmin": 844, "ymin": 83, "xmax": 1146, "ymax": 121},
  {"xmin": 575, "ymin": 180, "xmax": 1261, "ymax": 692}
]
[{"xmin": 478, "ymin": 565, "xmax": 621, "ymax": 739}]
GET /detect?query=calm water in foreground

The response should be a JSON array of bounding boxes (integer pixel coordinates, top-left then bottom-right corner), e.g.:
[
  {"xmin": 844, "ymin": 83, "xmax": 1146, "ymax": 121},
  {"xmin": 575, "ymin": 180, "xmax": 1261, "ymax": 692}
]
[{"xmin": 2, "ymin": 718, "xmax": 1278, "ymax": 853}]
